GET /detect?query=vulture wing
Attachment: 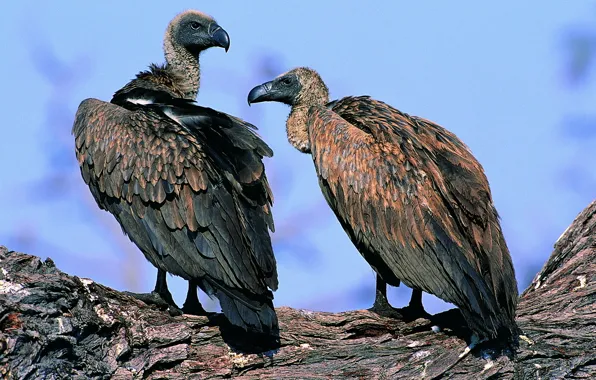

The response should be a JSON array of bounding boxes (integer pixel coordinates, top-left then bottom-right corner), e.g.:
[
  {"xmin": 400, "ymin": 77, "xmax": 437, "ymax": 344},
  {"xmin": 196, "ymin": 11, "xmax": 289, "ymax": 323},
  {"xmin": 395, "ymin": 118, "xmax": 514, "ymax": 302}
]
[
  {"xmin": 72, "ymin": 95, "xmax": 277, "ymax": 333},
  {"xmin": 309, "ymin": 97, "xmax": 517, "ymax": 338},
  {"xmin": 408, "ymin": 114, "xmax": 518, "ymax": 322}
]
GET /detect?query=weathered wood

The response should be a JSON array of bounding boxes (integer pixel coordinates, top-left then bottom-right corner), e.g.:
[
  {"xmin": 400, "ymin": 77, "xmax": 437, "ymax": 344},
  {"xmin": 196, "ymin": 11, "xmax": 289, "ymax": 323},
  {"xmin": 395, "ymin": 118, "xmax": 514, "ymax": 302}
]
[{"xmin": 1, "ymin": 202, "xmax": 595, "ymax": 379}]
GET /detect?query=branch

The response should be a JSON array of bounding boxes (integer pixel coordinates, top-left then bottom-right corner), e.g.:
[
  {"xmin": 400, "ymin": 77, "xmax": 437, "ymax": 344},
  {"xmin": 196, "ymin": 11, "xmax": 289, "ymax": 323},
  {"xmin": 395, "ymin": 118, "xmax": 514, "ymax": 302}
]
[{"xmin": 1, "ymin": 202, "xmax": 595, "ymax": 379}]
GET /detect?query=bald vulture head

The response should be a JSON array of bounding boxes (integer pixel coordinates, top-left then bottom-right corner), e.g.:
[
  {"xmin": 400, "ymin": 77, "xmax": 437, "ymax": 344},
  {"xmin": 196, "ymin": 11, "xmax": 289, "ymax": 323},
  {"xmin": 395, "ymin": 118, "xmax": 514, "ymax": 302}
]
[
  {"xmin": 247, "ymin": 67, "xmax": 329, "ymax": 107},
  {"xmin": 164, "ymin": 10, "xmax": 230, "ymax": 59}
]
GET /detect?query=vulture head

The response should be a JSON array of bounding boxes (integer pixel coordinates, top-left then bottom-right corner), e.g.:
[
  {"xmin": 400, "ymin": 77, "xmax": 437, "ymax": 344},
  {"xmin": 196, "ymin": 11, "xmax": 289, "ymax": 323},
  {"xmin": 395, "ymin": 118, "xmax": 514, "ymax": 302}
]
[
  {"xmin": 248, "ymin": 67, "xmax": 329, "ymax": 107},
  {"xmin": 166, "ymin": 10, "xmax": 230, "ymax": 56}
]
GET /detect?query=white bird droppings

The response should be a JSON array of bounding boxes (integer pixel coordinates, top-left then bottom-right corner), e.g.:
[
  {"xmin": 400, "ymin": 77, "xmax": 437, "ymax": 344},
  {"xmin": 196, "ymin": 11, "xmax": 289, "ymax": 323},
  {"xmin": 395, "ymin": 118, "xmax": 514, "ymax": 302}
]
[
  {"xmin": 228, "ymin": 350, "xmax": 251, "ymax": 368},
  {"xmin": 534, "ymin": 280, "xmax": 542, "ymax": 290},
  {"xmin": 412, "ymin": 350, "xmax": 430, "ymax": 360},
  {"xmin": 574, "ymin": 275, "xmax": 587, "ymax": 290},
  {"xmin": 80, "ymin": 278, "xmax": 97, "ymax": 301},
  {"xmin": 459, "ymin": 334, "xmax": 484, "ymax": 359},
  {"xmin": 0, "ymin": 280, "xmax": 28, "ymax": 296},
  {"xmin": 94, "ymin": 305, "xmax": 115, "ymax": 325},
  {"xmin": 458, "ymin": 345, "xmax": 471, "ymax": 359},
  {"xmin": 520, "ymin": 335, "xmax": 534, "ymax": 345},
  {"xmin": 482, "ymin": 360, "xmax": 494, "ymax": 372}
]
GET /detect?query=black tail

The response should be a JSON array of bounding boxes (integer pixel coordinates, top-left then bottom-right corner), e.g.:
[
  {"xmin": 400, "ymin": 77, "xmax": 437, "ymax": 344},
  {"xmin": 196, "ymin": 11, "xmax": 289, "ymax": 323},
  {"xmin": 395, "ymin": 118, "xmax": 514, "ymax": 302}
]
[
  {"xmin": 203, "ymin": 279, "xmax": 279, "ymax": 336},
  {"xmin": 469, "ymin": 223, "xmax": 519, "ymax": 343},
  {"xmin": 461, "ymin": 304, "xmax": 519, "ymax": 343}
]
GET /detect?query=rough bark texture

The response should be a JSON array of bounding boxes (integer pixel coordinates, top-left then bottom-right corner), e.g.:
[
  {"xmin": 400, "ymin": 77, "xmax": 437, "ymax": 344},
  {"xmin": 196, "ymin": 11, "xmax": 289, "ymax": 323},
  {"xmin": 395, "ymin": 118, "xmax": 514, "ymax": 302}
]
[{"xmin": 1, "ymin": 202, "xmax": 595, "ymax": 379}]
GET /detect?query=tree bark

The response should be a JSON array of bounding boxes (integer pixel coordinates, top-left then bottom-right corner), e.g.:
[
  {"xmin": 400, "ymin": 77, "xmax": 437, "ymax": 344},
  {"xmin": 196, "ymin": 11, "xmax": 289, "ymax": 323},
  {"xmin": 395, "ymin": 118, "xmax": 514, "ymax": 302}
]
[{"xmin": 1, "ymin": 202, "xmax": 595, "ymax": 379}]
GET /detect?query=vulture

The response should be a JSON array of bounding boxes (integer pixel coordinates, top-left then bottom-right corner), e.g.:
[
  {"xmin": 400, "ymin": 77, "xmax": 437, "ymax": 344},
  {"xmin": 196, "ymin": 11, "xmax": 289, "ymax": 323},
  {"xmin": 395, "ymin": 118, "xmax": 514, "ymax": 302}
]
[
  {"xmin": 72, "ymin": 10, "xmax": 279, "ymax": 335},
  {"xmin": 247, "ymin": 67, "xmax": 518, "ymax": 342}
]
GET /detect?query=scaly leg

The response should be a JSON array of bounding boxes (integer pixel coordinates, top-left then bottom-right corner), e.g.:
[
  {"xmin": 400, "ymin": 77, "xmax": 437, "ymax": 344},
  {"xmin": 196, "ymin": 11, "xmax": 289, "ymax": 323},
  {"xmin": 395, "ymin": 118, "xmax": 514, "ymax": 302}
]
[
  {"xmin": 182, "ymin": 280, "xmax": 210, "ymax": 316},
  {"xmin": 370, "ymin": 274, "xmax": 402, "ymax": 318},
  {"xmin": 125, "ymin": 269, "xmax": 181, "ymax": 315}
]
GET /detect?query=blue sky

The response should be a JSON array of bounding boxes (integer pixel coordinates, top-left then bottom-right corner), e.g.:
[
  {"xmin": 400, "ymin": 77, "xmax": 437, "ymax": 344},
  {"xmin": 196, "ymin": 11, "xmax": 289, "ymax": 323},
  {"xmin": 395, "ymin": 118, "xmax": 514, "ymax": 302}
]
[{"xmin": 0, "ymin": 2, "xmax": 594, "ymax": 314}]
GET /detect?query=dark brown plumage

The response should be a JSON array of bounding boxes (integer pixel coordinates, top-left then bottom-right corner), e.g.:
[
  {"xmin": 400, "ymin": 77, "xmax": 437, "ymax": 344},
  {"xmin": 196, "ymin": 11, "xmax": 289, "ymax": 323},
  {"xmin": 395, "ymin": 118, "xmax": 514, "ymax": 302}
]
[
  {"xmin": 72, "ymin": 10, "xmax": 279, "ymax": 334},
  {"xmin": 248, "ymin": 67, "xmax": 518, "ymax": 341}
]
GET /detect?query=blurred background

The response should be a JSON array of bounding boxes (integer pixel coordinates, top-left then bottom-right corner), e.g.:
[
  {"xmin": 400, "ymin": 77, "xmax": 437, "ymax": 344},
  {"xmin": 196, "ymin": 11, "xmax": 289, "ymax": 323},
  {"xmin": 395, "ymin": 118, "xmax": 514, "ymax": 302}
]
[{"xmin": 0, "ymin": 2, "xmax": 594, "ymax": 314}]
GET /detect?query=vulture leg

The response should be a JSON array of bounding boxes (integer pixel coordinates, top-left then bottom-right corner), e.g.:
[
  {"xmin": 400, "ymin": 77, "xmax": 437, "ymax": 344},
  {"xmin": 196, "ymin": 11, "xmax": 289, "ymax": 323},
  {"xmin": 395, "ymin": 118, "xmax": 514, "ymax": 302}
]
[
  {"xmin": 182, "ymin": 280, "xmax": 210, "ymax": 316},
  {"xmin": 370, "ymin": 275, "xmax": 429, "ymax": 320},
  {"xmin": 373, "ymin": 274, "xmax": 391, "ymax": 308},
  {"xmin": 124, "ymin": 269, "xmax": 182, "ymax": 315},
  {"xmin": 398, "ymin": 288, "xmax": 430, "ymax": 320},
  {"xmin": 153, "ymin": 268, "xmax": 176, "ymax": 306},
  {"xmin": 407, "ymin": 289, "xmax": 425, "ymax": 313},
  {"xmin": 370, "ymin": 274, "xmax": 402, "ymax": 318}
]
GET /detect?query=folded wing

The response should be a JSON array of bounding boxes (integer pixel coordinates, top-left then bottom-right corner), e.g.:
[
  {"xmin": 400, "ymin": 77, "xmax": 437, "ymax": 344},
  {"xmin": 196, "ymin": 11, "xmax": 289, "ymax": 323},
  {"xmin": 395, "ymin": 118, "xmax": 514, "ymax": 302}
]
[
  {"xmin": 72, "ymin": 94, "xmax": 278, "ymax": 333},
  {"xmin": 309, "ymin": 97, "xmax": 517, "ymax": 338}
]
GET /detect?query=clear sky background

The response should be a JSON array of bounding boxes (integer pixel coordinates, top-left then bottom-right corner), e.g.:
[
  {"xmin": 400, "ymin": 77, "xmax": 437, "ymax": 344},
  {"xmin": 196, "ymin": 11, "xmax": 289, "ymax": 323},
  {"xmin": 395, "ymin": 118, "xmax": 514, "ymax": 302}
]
[{"xmin": 0, "ymin": 2, "xmax": 594, "ymax": 314}]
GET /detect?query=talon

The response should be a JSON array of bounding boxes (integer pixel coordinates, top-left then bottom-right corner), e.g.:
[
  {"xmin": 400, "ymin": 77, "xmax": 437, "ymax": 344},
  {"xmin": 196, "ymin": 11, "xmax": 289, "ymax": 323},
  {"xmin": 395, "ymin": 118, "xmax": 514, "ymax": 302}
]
[
  {"xmin": 124, "ymin": 291, "xmax": 178, "ymax": 310},
  {"xmin": 168, "ymin": 306, "xmax": 183, "ymax": 317},
  {"xmin": 182, "ymin": 280, "xmax": 211, "ymax": 316}
]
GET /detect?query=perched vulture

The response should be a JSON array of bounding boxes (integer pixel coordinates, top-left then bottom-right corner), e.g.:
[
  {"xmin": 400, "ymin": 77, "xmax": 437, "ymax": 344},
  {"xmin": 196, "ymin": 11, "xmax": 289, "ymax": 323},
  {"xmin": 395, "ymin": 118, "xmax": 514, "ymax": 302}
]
[
  {"xmin": 72, "ymin": 10, "xmax": 279, "ymax": 335},
  {"xmin": 248, "ymin": 67, "xmax": 518, "ymax": 341}
]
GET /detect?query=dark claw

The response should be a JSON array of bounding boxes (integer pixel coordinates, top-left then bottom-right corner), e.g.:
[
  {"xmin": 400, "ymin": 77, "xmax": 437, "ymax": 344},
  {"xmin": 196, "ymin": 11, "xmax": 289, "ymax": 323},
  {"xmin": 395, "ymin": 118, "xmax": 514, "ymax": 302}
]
[
  {"xmin": 401, "ymin": 288, "xmax": 429, "ymax": 318},
  {"xmin": 182, "ymin": 303, "xmax": 212, "ymax": 316},
  {"xmin": 168, "ymin": 306, "xmax": 183, "ymax": 317},
  {"xmin": 124, "ymin": 291, "xmax": 177, "ymax": 309},
  {"xmin": 182, "ymin": 280, "xmax": 213, "ymax": 316},
  {"xmin": 370, "ymin": 288, "xmax": 404, "ymax": 319},
  {"xmin": 153, "ymin": 269, "xmax": 176, "ymax": 306}
]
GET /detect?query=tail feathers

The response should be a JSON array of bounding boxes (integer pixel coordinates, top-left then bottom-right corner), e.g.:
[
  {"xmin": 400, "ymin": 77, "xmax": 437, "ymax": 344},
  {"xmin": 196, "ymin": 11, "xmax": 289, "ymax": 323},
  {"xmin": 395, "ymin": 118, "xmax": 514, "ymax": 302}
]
[
  {"xmin": 470, "ymin": 233, "xmax": 519, "ymax": 342},
  {"xmin": 203, "ymin": 279, "xmax": 279, "ymax": 335},
  {"xmin": 461, "ymin": 304, "xmax": 519, "ymax": 343}
]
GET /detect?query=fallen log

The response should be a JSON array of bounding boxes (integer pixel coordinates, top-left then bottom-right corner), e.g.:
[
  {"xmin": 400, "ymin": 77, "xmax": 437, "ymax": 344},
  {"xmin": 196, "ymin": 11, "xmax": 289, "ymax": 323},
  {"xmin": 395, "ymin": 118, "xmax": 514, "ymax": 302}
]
[{"xmin": 1, "ymin": 202, "xmax": 595, "ymax": 379}]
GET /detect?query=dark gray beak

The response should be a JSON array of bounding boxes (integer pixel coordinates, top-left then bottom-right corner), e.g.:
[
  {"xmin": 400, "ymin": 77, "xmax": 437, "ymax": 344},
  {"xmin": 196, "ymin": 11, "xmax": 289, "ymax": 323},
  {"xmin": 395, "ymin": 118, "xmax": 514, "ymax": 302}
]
[
  {"xmin": 247, "ymin": 81, "xmax": 274, "ymax": 105},
  {"xmin": 209, "ymin": 23, "xmax": 230, "ymax": 52}
]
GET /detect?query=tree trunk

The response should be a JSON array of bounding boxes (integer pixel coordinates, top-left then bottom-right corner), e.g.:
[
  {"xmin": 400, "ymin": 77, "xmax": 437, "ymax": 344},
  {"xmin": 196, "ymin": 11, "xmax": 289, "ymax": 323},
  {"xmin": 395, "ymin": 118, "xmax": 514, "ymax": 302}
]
[{"xmin": 1, "ymin": 202, "xmax": 595, "ymax": 379}]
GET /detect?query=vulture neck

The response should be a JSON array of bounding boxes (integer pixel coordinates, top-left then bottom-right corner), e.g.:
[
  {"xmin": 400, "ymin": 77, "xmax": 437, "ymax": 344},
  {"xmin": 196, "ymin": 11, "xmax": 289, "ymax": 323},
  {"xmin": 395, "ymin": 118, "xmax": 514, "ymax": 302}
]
[
  {"xmin": 286, "ymin": 106, "xmax": 312, "ymax": 153},
  {"xmin": 287, "ymin": 91, "xmax": 329, "ymax": 154},
  {"xmin": 164, "ymin": 39, "xmax": 200, "ymax": 100}
]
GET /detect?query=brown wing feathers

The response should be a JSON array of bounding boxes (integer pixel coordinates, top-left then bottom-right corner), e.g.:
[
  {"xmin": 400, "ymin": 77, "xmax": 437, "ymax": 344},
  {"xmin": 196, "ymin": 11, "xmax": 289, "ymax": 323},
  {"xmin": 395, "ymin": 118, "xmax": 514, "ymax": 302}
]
[
  {"xmin": 308, "ymin": 97, "xmax": 517, "ymax": 339},
  {"xmin": 73, "ymin": 95, "xmax": 278, "ymax": 333},
  {"xmin": 72, "ymin": 9, "xmax": 278, "ymax": 334}
]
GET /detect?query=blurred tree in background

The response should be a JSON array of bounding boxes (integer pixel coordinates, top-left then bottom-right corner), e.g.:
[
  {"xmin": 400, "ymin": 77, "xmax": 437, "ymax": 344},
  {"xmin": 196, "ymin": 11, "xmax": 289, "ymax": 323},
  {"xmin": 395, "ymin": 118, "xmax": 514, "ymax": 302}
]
[{"xmin": 561, "ymin": 16, "xmax": 596, "ymax": 197}]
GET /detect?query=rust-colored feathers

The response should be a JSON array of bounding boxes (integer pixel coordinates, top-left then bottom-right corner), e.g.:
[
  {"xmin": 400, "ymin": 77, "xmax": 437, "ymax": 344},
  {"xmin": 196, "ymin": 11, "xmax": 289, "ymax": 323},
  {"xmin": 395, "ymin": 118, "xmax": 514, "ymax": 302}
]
[
  {"xmin": 311, "ymin": 98, "xmax": 517, "ymax": 339},
  {"xmin": 73, "ymin": 8, "xmax": 519, "ymax": 342},
  {"xmin": 248, "ymin": 67, "xmax": 518, "ymax": 341}
]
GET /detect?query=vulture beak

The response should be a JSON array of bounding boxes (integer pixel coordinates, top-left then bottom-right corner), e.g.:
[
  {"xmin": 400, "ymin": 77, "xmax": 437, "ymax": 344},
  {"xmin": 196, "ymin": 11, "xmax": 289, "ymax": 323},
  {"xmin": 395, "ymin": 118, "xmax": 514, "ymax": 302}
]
[
  {"xmin": 247, "ymin": 81, "xmax": 274, "ymax": 105},
  {"xmin": 208, "ymin": 23, "xmax": 230, "ymax": 52}
]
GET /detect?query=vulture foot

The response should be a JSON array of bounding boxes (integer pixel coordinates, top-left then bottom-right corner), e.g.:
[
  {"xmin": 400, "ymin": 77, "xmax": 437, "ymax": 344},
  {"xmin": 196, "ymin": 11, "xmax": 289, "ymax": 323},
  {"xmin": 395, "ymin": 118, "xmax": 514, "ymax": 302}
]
[
  {"xmin": 182, "ymin": 296, "xmax": 211, "ymax": 316},
  {"xmin": 370, "ymin": 289, "xmax": 404, "ymax": 319},
  {"xmin": 182, "ymin": 280, "xmax": 213, "ymax": 316},
  {"xmin": 124, "ymin": 290, "xmax": 182, "ymax": 316},
  {"xmin": 396, "ymin": 289, "xmax": 431, "ymax": 320}
]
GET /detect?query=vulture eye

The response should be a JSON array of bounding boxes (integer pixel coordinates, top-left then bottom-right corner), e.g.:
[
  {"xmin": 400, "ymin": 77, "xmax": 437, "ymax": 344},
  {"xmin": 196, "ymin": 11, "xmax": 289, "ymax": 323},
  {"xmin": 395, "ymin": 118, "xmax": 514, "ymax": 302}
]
[
  {"xmin": 281, "ymin": 77, "xmax": 292, "ymax": 85},
  {"xmin": 190, "ymin": 21, "xmax": 200, "ymax": 29}
]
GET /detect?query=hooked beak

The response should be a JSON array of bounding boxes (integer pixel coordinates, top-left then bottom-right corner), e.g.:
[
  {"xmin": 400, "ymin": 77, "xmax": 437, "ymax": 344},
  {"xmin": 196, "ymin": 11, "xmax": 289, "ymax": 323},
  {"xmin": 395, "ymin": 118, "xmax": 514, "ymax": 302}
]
[
  {"xmin": 247, "ymin": 81, "xmax": 274, "ymax": 105},
  {"xmin": 208, "ymin": 23, "xmax": 230, "ymax": 52}
]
